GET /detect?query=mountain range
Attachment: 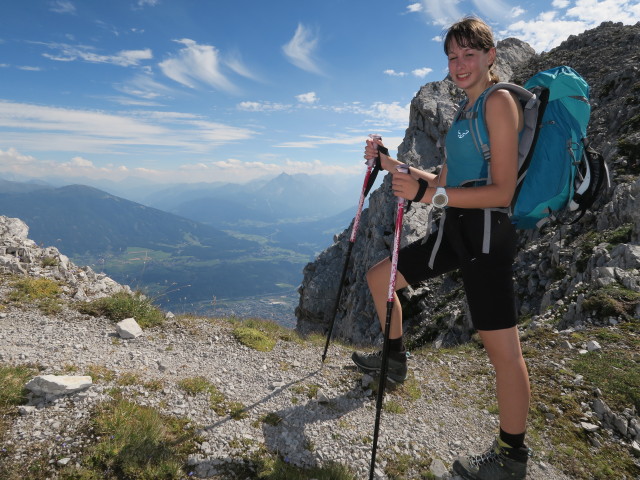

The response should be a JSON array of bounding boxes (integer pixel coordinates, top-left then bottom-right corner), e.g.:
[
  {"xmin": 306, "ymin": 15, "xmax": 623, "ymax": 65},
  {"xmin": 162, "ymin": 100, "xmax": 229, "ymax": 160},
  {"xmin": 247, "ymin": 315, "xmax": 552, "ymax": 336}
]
[{"xmin": 0, "ymin": 172, "xmax": 369, "ymax": 314}]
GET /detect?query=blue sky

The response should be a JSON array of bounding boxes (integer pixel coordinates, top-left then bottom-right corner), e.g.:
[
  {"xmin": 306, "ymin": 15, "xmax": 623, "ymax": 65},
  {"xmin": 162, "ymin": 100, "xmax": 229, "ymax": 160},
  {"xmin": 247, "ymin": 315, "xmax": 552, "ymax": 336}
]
[{"xmin": 0, "ymin": 0, "xmax": 638, "ymax": 186}]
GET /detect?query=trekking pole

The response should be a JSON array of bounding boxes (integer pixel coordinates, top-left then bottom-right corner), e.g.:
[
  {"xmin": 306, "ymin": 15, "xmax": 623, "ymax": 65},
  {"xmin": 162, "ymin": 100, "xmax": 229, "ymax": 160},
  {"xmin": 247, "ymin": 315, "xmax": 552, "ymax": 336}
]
[
  {"xmin": 321, "ymin": 134, "xmax": 383, "ymax": 363},
  {"xmin": 369, "ymin": 163, "xmax": 409, "ymax": 480}
]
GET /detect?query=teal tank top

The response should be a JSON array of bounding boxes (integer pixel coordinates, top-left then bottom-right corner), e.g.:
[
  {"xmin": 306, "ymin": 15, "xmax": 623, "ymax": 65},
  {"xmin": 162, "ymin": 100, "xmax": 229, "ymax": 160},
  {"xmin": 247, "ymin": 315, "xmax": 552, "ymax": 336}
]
[{"xmin": 444, "ymin": 105, "xmax": 489, "ymax": 187}]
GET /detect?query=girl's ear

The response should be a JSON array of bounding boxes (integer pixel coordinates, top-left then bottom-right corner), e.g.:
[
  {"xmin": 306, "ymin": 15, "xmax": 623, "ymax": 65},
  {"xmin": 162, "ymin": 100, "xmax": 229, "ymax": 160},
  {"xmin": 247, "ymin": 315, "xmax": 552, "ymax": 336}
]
[{"xmin": 487, "ymin": 47, "xmax": 497, "ymax": 68}]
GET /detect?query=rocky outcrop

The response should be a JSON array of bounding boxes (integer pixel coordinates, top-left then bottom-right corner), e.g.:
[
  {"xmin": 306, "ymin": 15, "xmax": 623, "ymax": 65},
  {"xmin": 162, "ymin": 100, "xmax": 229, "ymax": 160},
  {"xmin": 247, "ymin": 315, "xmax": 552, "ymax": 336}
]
[
  {"xmin": 296, "ymin": 22, "xmax": 640, "ymax": 347},
  {"xmin": 0, "ymin": 216, "xmax": 131, "ymax": 301}
]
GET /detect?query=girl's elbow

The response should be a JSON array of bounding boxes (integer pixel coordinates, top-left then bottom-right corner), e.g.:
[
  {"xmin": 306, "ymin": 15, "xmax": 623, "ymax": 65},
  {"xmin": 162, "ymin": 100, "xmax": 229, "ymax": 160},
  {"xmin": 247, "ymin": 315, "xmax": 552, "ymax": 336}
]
[{"xmin": 496, "ymin": 189, "xmax": 515, "ymax": 208}]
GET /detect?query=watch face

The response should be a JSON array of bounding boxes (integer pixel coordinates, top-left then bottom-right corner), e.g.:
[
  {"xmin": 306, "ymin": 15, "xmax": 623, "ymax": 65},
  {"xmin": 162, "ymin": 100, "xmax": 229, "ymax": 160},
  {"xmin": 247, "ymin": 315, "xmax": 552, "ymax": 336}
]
[{"xmin": 433, "ymin": 192, "xmax": 448, "ymax": 207}]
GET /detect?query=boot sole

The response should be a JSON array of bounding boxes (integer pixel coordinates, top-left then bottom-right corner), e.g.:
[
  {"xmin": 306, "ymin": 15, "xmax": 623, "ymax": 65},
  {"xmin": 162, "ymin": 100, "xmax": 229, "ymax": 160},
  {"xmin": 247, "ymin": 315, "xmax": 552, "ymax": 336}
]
[{"xmin": 352, "ymin": 362, "xmax": 407, "ymax": 383}]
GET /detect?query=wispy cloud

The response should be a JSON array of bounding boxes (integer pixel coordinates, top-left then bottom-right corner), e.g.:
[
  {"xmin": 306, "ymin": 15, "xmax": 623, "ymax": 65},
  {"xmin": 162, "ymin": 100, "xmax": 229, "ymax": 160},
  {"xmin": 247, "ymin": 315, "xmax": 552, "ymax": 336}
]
[
  {"xmin": 137, "ymin": 0, "xmax": 159, "ymax": 7},
  {"xmin": 384, "ymin": 67, "xmax": 432, "ymax": 79},
  {"xmin": 159, "ymin": 39, "xmax": 241, "ymax": 93},
  {"xmin": 237, "ymin": 101, "xmax": 291, "ymax": 112},
  {"xmin": 406, "ymin": 3, "xmax": 423, "ymax": 13},
  {"xmin": 470, "ymin": 0, "xmax": 516, "ymax": 22},
  {"xmin": 115, "ymin": 73, "xmax": 174, "ymax": 100},
  {"xmin": 384, "ymin": 69, "xmax": 407, "ymax": 77},
  {"xmin": 419, "ymin": 0, "xmax": 463, "ymax": 25},
  {"xmin": 0, "ymin": 100, "xmax": 257, "ymax": 156},
  {"xmin": 49, "ymin": 0, "xmax": 76, "ymax": 14},
  {"xmin": 275, "ymin": 133, "xmax": 405, "ymax": 156},
  {"xmin": 282, "ymin": 23, "xmax": 324, "ymax": 75},
  {"xmin": 225, "ymin": 50, "xmax": 260, "ymax": 82},
  {"xmin": 275, "ymin": 134, "xmax": 366, "ymax": 149},
  {"xmin": 39, "ymin": 42, "xmax": 152, "ymax": 67}
]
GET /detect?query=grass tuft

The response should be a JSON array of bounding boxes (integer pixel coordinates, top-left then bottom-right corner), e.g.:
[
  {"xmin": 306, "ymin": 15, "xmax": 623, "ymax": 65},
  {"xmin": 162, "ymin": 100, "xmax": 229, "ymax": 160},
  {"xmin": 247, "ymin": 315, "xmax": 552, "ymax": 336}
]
[
  {"xmin": 178, "ymin": 376, "xmax": 247, "ymax": 419},
  {"xmin": 65, "ymin": 396, "xmax": 199, "ymax": 479},
  {"xmin": 232, "ymin": 326, "xmax": 276, "ymax": 352}
]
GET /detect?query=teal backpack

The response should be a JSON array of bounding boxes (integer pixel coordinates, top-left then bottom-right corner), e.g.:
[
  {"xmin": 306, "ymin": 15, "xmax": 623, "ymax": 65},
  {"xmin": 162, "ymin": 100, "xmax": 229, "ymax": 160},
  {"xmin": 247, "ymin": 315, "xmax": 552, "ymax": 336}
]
[{"xmin": 462, "ymin": 66, "xmax": 609, "ymax": 232}]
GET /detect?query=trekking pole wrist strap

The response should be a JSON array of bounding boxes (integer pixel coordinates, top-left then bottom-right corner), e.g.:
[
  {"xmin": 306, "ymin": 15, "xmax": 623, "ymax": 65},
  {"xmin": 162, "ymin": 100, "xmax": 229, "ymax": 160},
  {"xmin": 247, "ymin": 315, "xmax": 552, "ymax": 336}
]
[{"xmin": 413, "ymin": 178, "xmax": 429, "ymax": 202}]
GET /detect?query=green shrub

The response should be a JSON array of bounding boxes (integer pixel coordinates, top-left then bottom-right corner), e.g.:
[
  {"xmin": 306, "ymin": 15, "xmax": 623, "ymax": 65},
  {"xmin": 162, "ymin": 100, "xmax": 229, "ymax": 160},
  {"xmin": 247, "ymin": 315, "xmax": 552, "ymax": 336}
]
[
  {"xmin": 77, "ymin": 291, "xmax": 164, "ymax": 328},
  {"xmin": 581, "ymin": 284, "xmax": 640, "ymax": 321}
]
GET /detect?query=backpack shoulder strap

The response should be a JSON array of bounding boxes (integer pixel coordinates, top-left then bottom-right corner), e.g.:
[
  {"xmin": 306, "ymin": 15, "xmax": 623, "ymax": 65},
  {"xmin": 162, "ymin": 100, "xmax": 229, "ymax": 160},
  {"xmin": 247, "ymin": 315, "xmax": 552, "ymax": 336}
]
[{"xmin": 470, "ymin": 82, "xmax": 542, "ymax": 168}]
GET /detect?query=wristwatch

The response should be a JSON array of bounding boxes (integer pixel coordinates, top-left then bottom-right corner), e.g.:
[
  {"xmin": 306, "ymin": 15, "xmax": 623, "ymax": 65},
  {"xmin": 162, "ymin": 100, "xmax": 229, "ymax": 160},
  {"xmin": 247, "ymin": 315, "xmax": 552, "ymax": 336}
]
[{"xmin": 432, "ymin": 187, "xmax": 448, "ymax": 208}]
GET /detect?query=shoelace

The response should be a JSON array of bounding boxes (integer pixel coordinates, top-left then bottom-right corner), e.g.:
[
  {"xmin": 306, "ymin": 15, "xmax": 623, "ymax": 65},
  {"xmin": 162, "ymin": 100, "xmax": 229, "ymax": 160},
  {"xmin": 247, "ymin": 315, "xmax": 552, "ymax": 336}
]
[{"xmin": 469, "ymin": 446, "xmax": 507, "ymax": 468}]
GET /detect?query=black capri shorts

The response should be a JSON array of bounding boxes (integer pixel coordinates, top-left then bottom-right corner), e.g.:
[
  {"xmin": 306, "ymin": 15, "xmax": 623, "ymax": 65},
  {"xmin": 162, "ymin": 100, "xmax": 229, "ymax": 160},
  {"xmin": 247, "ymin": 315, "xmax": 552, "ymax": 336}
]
[{"xmin": 396, "ymin": 207, "xmax": 518, "ymax": 331}]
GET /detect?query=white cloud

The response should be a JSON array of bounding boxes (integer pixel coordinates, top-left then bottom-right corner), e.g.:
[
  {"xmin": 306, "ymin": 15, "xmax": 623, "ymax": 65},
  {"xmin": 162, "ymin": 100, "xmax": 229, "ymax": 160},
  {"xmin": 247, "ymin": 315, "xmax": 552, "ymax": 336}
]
[
  {"xmin": 69, "ymin": 156, "xmax": 94, "ymax": 167},
  {"xmin": 566, "ymin": 0, "xmax": 640, "ymax": 23},
  {"xmin": 49, "ymin": 0, "xmax": 76, "ymax": 14},
  {"xmin": 282, "ymin": 23, "xmax": 324, "ymax": 75},
  {"xmin": 510, "ymin": 6, "xmax": 526, "ymax": 17},
  {"xmin": 412, "ymin": 67, "xmax": 433, "ymax": 78},
  {"xmin": 384, "ymin": 69, "xmax": 407, "ymax": 77},
  {"xmin": 138, "ymin": 0, "xmax": 159, "ymax": 6},
  {"xmin": 503, "ymin": 0, "xmax": 640, "ymax": 52},
  {"xmin": 407, "ymin": 3, "xmax": 423, "ymax": 13},
  {"xmin": 17, "ymin": 66, "xmax": 42, "ymax": 71},
  {"xmin": 369, "ymin": 102, "xmax": 411, "ymax": 127},
  {"xmin": 504, "ymin": 13, "xmax": 587, "ymax": 52},
  {"xmin": 159, "ymin": 39, "xmax": 238, "ymax": 93},
  {"xmin": 0, "ymin": 148, "xmax": 38, "ymax": 166},
  {"xmin": 296, "ymin": 92, "xmax": 318, "ymax": 104},
  {"xmin": 0, "ymin": 148, "xmax": 125, "ymax": 181},
  {"xmin": 40, "ymin": 43, "xmax": 152, "ymax": 67}
]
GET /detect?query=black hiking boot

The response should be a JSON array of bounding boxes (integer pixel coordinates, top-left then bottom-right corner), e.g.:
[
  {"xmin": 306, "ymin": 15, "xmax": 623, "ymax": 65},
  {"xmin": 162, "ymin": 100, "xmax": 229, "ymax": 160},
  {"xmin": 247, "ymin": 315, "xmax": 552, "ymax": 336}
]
[
  {"xmin": 452, "ymin": 438, "xmax": 530, "ymax": 480},
  {"xmin": 351, "ymin": 350, "xmax": 407, "ymax": 383}
]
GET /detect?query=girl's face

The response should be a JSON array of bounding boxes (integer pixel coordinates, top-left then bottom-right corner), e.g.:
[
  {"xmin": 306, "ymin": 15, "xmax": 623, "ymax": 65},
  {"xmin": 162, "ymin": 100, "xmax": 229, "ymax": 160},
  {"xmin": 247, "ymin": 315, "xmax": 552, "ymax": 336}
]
[{"xmin": 447, "ymin": 39, "xmax": 495, "ymax": 92}]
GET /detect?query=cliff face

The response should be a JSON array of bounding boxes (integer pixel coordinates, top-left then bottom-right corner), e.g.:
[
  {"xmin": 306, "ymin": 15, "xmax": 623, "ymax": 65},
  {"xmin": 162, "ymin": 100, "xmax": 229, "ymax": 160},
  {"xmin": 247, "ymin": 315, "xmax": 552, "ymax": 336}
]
[{"xmin": 295, "ymin": 22, "xmax": 640, "ymax": 347}]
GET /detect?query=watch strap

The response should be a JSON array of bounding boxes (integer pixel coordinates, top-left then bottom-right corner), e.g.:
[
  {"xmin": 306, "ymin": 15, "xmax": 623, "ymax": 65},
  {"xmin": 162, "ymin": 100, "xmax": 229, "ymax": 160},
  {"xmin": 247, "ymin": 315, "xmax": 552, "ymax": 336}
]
[{"xmin": 413, "ymin": 178, "xmax": 429, "ymax": 202}]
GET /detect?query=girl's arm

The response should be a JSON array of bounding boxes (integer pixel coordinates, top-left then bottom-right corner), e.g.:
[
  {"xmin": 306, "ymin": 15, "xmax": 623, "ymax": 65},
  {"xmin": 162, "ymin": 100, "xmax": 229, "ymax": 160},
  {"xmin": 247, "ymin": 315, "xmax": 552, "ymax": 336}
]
[{"xmin": 391, "ymin": 89, "xmax": 520, "ymax": 206}]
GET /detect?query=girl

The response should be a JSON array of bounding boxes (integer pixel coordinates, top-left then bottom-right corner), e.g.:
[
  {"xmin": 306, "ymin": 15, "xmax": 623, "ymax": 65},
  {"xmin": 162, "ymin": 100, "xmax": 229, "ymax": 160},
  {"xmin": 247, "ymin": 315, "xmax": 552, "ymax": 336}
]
[{"xmin": 351, "ymin": 16, "xmax": 531, "ymax": 480}]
